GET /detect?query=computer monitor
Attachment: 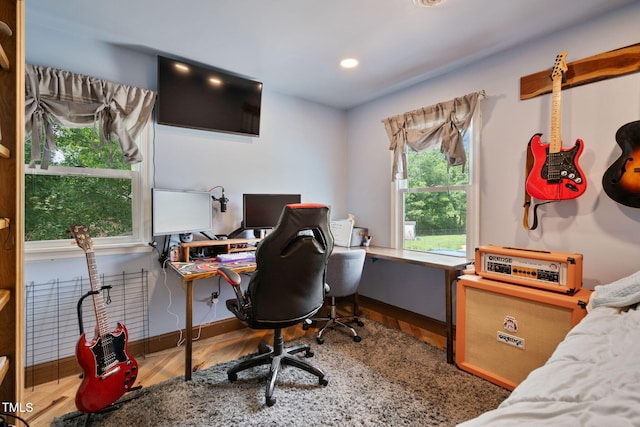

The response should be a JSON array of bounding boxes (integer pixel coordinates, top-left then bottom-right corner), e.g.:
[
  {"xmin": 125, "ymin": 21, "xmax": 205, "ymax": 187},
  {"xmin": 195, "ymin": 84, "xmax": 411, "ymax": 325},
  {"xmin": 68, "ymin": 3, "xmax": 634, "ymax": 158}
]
[
  {"xmin": 152, "ymin": 188, "xmax": 213, "ymax": 236},
  {"xmin": 243, "ymin": 193, "xmax": 301, "ymax": 230}
]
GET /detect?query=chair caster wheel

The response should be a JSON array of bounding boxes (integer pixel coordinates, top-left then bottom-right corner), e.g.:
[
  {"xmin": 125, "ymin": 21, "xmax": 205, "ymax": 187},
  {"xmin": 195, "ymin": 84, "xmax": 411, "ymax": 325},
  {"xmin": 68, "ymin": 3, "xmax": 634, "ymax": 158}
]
[
  {"xmin": 305, "ymin": 348, "xmax": 315, "ymax": 357},
  {"xmin": 356, "ymin": 320, "xmax": 364, "ymax": 327},
  {"xmin": 316, "ymin": 337, "xmax": 324, "ymax": 345},
  {"xmin": 258, "ymin": 343, "xmax": 270, "ymax": 354},
  {"xmin": 353, "ymin": 335, "xmax": 362, "ymax": 342},
  {"xmin": 302, "ymin": 318, "xmax": 313, "ymax": 330},
  {"xmin": 266, "ymin": 396, "xmax": 276, "ymax": 406},
  {"xmin": 319, "ymin": 375, "xmax": 329, "ymax": 386},
  {"xmin": 228, "ymin": 372, "xmax": 237, "ymax": 382}
]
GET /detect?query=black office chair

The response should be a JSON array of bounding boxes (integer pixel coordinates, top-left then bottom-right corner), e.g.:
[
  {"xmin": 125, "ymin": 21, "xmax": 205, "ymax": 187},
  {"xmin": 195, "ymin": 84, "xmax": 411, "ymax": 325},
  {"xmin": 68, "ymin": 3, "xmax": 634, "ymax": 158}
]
[{"xmin": 218, "ymin": 203, "xmax": 334, "ymax": 406}]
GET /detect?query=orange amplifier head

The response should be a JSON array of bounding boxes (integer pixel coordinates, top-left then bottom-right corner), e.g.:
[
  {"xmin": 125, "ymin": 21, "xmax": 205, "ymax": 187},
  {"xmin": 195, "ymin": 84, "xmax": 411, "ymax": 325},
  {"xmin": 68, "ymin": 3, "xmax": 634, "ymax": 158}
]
[{"xmin": 474, "ymin": 245, "xmax": 582, "ymax": 293}]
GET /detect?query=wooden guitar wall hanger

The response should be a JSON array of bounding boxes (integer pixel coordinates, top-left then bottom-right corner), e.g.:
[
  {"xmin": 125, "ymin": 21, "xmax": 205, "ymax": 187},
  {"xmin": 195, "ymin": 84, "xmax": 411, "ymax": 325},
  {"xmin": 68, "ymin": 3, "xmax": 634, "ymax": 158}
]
[{"xmin": 520, "ymin": 43, "xmax": 640, "ymax": 100}]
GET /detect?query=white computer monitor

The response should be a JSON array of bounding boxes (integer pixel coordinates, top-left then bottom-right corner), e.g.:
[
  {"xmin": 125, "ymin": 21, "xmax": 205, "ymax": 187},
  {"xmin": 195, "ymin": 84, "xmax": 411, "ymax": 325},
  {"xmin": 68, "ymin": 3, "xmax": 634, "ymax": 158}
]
[{"xmin": 151, "ymin": 188, "xmax": 213, "ymax": 236}]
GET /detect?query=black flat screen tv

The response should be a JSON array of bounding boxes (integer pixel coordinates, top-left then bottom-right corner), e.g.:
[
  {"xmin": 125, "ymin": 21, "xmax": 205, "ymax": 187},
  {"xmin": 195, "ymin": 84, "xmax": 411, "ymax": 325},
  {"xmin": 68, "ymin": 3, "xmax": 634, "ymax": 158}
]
[{"xmin": 157, "ymin": 55, "xmax": 262, "ymax": 137}]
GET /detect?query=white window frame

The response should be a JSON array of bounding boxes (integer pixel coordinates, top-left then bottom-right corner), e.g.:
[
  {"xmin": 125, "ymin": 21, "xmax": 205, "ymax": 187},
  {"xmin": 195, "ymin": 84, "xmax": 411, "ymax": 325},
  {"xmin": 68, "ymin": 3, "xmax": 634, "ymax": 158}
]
[
  {"xmin": 24, "ymin": 125, "xmax": 154, "ymax": 261},
  {"xmin": 391, "ymin": 112, "xmax": 481, "ymax": 260}
]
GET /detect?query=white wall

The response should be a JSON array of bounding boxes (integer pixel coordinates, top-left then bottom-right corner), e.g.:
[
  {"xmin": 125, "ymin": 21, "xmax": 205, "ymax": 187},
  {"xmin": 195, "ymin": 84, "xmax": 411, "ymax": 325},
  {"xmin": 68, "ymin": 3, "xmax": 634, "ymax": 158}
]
[
  {"xmin": 24, "ymin": 24, "xmax": 349, "ymax": 337},
  {"xmin": 24, "ymin": 2, "xmax": 640, "ymax": 339},
  {"xmin": 349, "ymin": 1, "xmax": 640, "ymax": 307}
]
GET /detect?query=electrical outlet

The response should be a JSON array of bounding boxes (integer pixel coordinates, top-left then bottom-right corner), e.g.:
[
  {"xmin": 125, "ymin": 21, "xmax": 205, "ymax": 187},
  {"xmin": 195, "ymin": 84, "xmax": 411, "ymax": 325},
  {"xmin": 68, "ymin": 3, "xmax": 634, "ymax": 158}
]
[
  {"xmin": 158, "ymin": 252, "xmax": 168, "ymax": 267},
  {"xmin": 210, "ymin": 292, "xmax": 219, "ymax": 304}
]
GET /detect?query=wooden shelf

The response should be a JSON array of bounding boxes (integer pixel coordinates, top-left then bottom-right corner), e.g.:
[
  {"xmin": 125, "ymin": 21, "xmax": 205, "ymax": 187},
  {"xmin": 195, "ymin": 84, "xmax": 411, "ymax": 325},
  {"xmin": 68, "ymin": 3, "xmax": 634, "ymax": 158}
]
[
  {"xmin": 0, "ymin": 289, "xmax": 9, "ymax": 312},
  {"xmin": 180, "ymin": 238, "xmax": 261, "ymax": 261},
  {"xmin": 520, "ymin": 43, "xmax": 640, "ymax": 100},
  {"xmin": 0, "ymin": 356, "xmax": 8, "ymax": 385},
  {"xmin": 0, "ymin": 1, "xmax": 22, "ymax": 407}
]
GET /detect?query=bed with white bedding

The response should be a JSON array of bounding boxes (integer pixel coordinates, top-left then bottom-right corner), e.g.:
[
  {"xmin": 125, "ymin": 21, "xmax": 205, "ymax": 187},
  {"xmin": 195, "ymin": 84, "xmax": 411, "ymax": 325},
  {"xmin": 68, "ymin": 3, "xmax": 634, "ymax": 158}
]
[{"xmin": 458, "ymin": 271, "xmax": 640, "ymax": 426}]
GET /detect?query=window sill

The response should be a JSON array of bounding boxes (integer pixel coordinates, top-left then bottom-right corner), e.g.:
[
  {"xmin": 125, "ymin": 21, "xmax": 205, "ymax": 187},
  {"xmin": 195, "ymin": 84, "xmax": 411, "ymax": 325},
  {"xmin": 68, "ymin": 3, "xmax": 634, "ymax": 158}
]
[{"xmin": 24, "ymin": 241, "xmax": 153, "ymax": 262}]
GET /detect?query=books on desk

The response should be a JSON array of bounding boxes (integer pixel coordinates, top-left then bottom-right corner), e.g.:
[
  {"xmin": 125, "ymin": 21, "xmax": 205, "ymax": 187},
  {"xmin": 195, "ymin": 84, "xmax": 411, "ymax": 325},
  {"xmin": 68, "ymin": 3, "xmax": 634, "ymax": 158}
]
[{"xmin": 330, "ymin": 218, "xmax": 354, "ymax": 247}]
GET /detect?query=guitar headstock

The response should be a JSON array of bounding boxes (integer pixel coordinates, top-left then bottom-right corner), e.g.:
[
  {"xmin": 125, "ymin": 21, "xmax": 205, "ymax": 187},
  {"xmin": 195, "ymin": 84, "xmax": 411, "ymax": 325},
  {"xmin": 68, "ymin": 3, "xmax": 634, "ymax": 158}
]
[
  {"xmin": 550, "ymin": 51, "xmax": 568, "ymax": 83},
  {"xmin": 70, "ymin": 224, "xmax": 94, "ymax": 253}
]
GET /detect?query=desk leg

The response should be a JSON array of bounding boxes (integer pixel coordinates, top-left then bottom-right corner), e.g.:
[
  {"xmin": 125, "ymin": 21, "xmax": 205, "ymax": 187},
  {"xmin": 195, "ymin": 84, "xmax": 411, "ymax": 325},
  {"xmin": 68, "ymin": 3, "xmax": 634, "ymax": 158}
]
[
  {"xmin": 445, "ymin": 270, "xmax": 458, "ymax": 364},
  {"xmin": 185, "ymin": 279, "xmax": 193, "ymax": 380}
]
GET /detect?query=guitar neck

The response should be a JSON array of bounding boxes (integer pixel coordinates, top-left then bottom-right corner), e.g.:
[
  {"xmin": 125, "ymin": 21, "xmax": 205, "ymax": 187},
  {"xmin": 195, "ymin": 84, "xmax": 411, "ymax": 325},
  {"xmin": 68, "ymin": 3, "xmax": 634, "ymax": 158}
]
[
  {"xmin": 85, "ymin": 251, "xmax": 111, "ymax": 337},
  {"xmin": 549, "ymin": 75, "xmax": 562, "ymax": 154}
]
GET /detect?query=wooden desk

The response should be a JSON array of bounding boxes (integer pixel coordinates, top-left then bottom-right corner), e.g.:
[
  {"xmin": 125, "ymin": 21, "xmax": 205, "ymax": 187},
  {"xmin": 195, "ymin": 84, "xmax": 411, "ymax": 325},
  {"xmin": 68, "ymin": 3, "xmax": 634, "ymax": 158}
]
[
  {"xmin": 362, "ymin": 246, "xmax": 468, "ymax": 364},
  {"xmin": 170, "ymin": 243, "xmax": 465, "ymax": 379},
  {"xmin": 168, "ymin": 259, "xmax": 256, "ymax": 380}
]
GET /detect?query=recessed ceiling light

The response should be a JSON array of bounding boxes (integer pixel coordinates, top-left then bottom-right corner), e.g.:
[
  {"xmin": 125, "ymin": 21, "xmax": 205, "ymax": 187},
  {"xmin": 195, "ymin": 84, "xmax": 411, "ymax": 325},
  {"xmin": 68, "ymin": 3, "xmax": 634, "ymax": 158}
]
[
  {"xmin": 340, "ymin": 58, "xmax": 359, "ymax": 69},
  {"xmin": 412, "ymin": 0, "xmax": 448, "ymax": 6}
]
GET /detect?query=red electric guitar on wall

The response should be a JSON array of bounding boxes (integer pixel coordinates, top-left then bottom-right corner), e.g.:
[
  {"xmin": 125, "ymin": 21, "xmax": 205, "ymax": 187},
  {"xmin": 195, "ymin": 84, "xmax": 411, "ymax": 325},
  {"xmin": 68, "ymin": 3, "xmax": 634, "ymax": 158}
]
[
  {"xmin": 525, "ymin": 52, "xmax": 587, "ymax": 200},
  {"xmin": 70, "ymin": 225, "xmax": 138, "ymax": 413}
]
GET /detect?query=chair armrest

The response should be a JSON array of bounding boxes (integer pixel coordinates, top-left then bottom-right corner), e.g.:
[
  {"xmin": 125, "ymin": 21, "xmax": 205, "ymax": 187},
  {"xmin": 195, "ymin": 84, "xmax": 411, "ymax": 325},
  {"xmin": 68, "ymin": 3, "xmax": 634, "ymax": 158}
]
[
  {"xmin": 218, "ymin": 267, "xmax": 251, "ymax": 322},
  {"xmin": 217, "ymin": 267, "xmax": 241, "ymax": 286}
]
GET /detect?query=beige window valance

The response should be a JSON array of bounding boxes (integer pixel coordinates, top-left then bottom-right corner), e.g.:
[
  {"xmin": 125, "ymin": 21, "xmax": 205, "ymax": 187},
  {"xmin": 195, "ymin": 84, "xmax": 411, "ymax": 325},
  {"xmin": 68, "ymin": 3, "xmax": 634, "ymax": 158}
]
[
  {"xmin": 25, "ymin": 64, "xmax": 157, "ymax": 169},
  {"xmin": 382, "ymin": 90, "xmax": 485, "ymax": 181}
]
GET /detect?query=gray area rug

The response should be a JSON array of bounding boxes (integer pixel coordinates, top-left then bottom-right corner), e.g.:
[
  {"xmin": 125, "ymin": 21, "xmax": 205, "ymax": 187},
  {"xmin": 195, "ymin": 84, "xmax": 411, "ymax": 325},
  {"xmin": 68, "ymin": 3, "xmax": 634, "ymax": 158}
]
[{"xmin": 52, "ymin": 320, "xmax": 510, "ymax": 426}]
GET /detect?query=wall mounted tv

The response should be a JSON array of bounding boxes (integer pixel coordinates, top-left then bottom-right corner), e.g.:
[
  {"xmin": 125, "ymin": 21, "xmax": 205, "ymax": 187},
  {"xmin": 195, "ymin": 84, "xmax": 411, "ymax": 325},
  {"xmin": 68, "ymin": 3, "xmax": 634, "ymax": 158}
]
[{"xmin": 157, "ymin": 55, "xmax": 262, "ymax": 137}]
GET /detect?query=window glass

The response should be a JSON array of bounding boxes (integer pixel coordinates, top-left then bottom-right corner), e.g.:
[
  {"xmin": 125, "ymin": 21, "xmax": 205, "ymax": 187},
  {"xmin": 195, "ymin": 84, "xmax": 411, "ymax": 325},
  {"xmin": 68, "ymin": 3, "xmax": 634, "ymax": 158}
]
[
  {"xmin": 25, "ymin": 174, "xmax": 132, "ymax": 241},
  {"xmin": 398, "ymin": 123, "xmax": 476, "ymax": 258},
  {"xmin": 24, "ymin": 124, "xmax": 148, "ymax": 251}
]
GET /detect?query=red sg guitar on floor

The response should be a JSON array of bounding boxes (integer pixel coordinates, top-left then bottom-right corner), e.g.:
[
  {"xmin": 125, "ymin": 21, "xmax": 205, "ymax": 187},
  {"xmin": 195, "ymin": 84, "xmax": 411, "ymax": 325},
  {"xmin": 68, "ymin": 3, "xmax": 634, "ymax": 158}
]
[
  {"xmin": 70, "ymin": 225, "xmax": 138, "ymax": 413},
  {"xmin": 525, "ymin": 52, "xmax": 587, "ymax": 200}
]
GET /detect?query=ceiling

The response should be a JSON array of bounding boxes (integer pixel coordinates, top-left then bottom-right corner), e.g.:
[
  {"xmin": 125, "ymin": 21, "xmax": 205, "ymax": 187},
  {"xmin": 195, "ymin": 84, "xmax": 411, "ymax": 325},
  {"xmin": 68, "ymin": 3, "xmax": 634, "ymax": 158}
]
[{"xmin": 25, "ymin": 0, "xmax": 636, "ymax": 110}]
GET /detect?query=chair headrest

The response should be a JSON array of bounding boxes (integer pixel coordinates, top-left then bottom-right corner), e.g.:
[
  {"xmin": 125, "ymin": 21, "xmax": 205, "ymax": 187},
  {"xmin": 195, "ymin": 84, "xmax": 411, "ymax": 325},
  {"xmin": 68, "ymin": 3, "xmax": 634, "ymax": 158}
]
[{"xmin": 284, "ymin": 203, "xmax": 327, "ymax": 209}]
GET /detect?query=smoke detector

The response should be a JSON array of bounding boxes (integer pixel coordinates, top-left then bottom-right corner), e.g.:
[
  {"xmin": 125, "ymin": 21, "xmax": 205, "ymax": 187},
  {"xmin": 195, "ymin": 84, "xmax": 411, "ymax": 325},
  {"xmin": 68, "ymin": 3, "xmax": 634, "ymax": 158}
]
[{"xmin": 412, "ymin": 0, "xmax": 448, "ymax": 6}]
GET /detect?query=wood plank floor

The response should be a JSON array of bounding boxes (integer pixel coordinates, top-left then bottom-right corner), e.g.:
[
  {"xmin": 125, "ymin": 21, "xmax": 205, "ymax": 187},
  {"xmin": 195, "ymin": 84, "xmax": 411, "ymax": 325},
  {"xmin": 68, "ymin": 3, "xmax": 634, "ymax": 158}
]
[{"xmin": 23, "ymin": 306, "xmax": 445, "ymax": 427}]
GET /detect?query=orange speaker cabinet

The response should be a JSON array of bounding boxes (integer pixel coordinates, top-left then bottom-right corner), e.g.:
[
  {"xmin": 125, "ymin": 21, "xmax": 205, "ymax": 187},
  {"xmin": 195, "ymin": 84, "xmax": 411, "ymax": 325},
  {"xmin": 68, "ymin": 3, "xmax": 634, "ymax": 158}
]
[{"xmin": 456, "ymin": 274, "xmax": 591, "ymax": 390}]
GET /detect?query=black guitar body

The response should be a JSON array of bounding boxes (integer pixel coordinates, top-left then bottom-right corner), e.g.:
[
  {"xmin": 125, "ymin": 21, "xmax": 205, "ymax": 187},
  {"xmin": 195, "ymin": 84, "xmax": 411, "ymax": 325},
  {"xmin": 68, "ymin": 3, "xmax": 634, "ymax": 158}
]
[{"xmin": 602, "ymin": 120, "xmax": 640, "ymax": 208}]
